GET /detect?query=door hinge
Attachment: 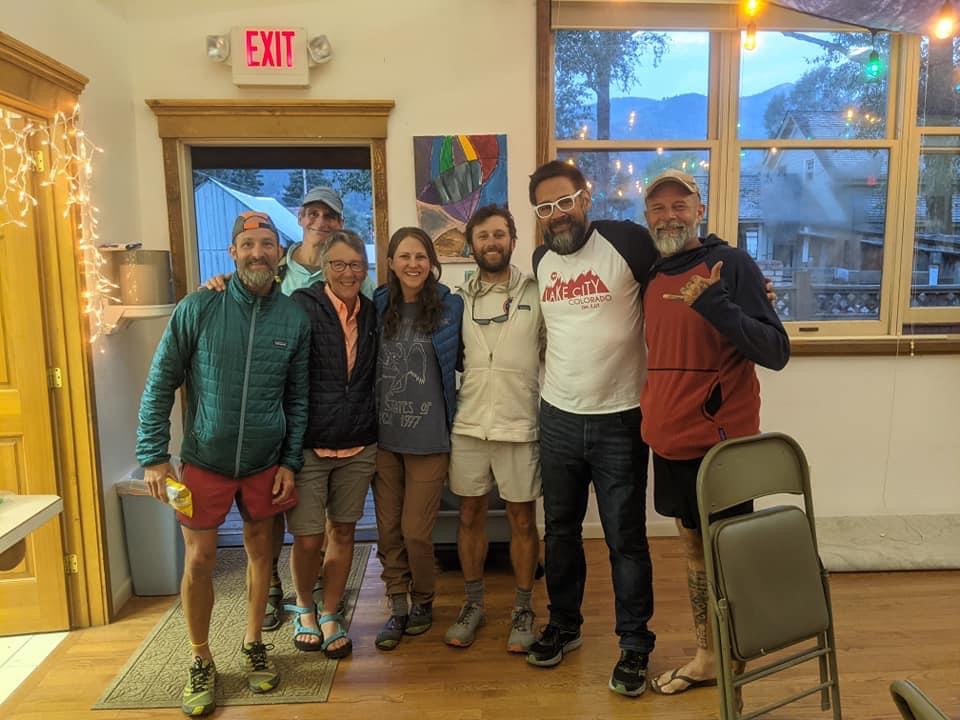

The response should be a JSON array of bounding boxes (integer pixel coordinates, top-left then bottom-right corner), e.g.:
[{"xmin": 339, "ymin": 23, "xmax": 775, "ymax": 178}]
[
  {"xmin": 47, "ymin": 367, "xmax": 63, "ymax": 389},
  {"xmin": 64, "ymin": 553, "xmax": 79, "ymax": 575},
  {"xmin": 32, "ymin": 150, "xmax": 45, "ymax": 173}
]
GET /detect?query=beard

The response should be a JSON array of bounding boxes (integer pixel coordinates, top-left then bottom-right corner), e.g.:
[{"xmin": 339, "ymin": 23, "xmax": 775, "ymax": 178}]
[
  {"xmin": 236, "ymin": 259, "xmax": 277, "ymax": 290},
  {"xmin": 542, "ymin": 217, "xmax": 588, "ymax": 255},
  {"xmin": 474, "ymin": 246, "xmax": 512, "ymax": 274},
  {"xmin": 652, "ymin": 221, "xmax": 694, "ymax": 257}
]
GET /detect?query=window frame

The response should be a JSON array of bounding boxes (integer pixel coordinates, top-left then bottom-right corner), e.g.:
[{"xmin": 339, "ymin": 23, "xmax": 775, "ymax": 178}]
[{"xmin": 537, "ymin": 0, "xmax": 960, "ymax": 352}]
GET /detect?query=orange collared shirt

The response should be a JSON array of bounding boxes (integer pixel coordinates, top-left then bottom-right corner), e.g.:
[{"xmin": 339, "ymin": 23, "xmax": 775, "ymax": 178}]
[{"xmin": 314, "ymin": 284, "xmax": 364, "ymax": 459}]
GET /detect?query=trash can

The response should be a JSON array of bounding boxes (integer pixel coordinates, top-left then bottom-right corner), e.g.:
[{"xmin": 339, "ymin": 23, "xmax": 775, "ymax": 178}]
[{"xmin": 116, "ymin": 468, "xmax": 185, "ymax": 596}]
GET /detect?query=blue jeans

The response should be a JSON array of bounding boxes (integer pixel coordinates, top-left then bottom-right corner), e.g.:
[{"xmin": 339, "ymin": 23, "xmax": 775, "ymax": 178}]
[{"xmin": 539, "ymin": 400, "xmax": 655, "ymax": 654}]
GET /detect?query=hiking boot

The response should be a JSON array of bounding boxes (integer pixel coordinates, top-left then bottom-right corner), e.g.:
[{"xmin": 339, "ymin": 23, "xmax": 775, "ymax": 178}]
[
  {"xmin": 405, "ymin": 602, "xmax": 433, "ymax": 635},
  {"xmin": 181, "ymin": 656, "xmax": 216, "ymax": 716},
  {"xmin": 375, "ymin": 614, "xmax": 408, "ymax": 651},
  {"xmin": 443, "ymin": 601, "xmax": 485, "ymax": 647},
  {"xmin": 506, "ymin": 606, "xmax": 536, "ymax": 653},
  {"xmin": 609, "ymin": 649, "xmax": 649, "ymax": 697},
  {"xmin": 526, "ymin": 624, "xmax": 582, "ymax": 667},
  {"xmin": 241, "ymin": 641, "xmax": 280, "ymax": 693}
]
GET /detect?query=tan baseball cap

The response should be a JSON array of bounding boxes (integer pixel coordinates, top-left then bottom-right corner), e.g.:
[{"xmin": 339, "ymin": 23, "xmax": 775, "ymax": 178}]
[{"xmin": 646, "ymin": 168, "xmax": 701, "ymax": 198}]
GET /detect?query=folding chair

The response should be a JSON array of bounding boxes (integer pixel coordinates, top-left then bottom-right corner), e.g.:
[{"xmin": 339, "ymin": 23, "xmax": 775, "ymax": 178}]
[
  {"xmin": 697, "ymin": 432, "xmax": 842, "ymax": 720},
  {"xmin": 890, "ymin": 680, "xmax": 952, "ymax": 720}
]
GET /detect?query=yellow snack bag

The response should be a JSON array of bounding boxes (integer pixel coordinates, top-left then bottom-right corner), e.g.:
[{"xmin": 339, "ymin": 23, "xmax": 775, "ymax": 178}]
[{"xmin": 165, "ymin": 477, "xmax": 194, "ymax": 518}]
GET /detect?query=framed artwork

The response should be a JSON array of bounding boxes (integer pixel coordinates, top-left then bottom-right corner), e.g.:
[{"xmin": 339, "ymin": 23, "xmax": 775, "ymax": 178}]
[{"xmin": 413, "ymin": 134, "xmax": 508, "ymax": 263}]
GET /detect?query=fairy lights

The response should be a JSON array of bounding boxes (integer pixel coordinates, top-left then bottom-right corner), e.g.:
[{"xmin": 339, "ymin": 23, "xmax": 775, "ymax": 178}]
[{"xmin": 0, "ymin": 104, "xmax": 114, "ymax": 342}]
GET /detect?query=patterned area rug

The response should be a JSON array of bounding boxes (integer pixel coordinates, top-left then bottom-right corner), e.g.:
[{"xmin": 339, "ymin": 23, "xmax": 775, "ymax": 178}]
[{"xmin": 94, "ymin": 543, "xmax": 371, "ymax": 710}]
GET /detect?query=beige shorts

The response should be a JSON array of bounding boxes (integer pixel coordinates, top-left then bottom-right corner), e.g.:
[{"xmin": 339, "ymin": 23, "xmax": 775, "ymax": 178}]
[
  {"xmin": 448, "ymin": 434, "xmax": 541, "ymax": 503},
  {"xmin": 285, "ymin": 445, "xmax": 376, "ymax": 535}
]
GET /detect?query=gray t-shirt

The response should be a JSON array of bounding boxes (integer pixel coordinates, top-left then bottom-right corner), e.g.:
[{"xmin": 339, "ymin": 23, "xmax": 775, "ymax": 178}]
[{"xmin": 377, "ymin": 303, "xmax": 450, "ymax": 454}]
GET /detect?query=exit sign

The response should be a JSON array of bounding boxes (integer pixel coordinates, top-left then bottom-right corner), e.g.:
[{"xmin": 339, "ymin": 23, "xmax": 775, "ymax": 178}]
[{"xmin": 230, "ymin": 26, "xmax": 308, "ymax": 86}]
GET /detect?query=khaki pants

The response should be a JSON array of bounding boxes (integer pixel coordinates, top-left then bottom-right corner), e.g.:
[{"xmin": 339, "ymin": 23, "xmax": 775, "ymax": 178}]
[{"xmin": 373, "ymin": 449, "xmax": 448, "ymax": 605}]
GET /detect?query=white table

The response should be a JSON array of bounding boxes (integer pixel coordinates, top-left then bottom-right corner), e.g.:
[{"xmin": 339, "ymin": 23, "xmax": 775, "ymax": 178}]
[{"xmin": 0, "ymin": 495, "xmax": 63, "ymax": 560}]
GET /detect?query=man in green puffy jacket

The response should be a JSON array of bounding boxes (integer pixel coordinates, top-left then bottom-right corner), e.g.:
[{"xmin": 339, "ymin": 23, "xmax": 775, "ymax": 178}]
[{"xmin": 136, "ymin": 210, "xmax": 310, "ymax": 718}]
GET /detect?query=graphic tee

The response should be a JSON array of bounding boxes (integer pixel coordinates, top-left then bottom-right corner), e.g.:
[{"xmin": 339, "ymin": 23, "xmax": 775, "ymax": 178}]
[
  {"xmin": 533, "ymin": 220, "xmax": 657, "ymax": 414},
  {"xmin": 376, "ymin": 302, "xmax": 450, "ymax": 454}
]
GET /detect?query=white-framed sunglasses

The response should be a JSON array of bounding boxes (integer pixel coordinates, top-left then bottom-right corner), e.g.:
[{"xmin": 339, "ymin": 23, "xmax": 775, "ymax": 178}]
[{"xmin": 534, "ymin": 188, "xmax": 584, "ymax": 219}]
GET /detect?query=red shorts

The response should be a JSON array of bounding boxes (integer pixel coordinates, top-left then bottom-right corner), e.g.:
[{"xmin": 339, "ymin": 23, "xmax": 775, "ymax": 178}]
[{"xmin": 177, "ymin": 464, "xmax": 299, "ymax": 530}]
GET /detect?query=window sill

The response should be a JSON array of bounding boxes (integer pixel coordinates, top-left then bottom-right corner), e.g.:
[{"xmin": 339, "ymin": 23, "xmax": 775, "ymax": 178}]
[{"xmin": 789, "ymin": 335, "xmax": 960, "ymax": 356}]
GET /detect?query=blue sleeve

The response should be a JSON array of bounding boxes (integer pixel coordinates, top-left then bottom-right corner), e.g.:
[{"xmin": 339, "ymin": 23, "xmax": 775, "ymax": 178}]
[{"xmin": 692, "ymin": 249, "xmax": 790, "ymax": 370}]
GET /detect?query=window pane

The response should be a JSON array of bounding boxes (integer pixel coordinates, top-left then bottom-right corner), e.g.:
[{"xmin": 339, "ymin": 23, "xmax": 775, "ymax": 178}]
[
  {"xmin": 558, "ymin": 150, "xmax": 710, "ymax": 228},
  {"xmin": 911, "ymin": 136, "xmax": 960, "ymax": 308},
  {"xmin": 554, "ymin": 31, "xmax": 708, "ymax": 141},
  {"xmin": 191, "ymin": 168, "xmax": 375, "ymax": 285},
  {"xmin": 739, "ymin": 148, "xmax": 889, "ymax": 321},
  {"xmin": 917, "ymin": 36, "xmax": 960, "ymax": 127},
  {"xmin": 740, "ymin": 31, "xmax": 889, "ymax": 140}
]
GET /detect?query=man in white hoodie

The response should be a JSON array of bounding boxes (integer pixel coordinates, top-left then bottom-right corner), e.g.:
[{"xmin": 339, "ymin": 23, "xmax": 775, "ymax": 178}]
[{"xmin": 443, "ymin": 205, "xmax": 545, "ymax": 653}]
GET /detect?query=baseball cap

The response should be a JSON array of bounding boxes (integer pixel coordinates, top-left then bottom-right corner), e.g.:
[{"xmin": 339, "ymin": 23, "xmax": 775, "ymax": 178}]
[
  {"xmin": 302, "ymin": 186, "xmax": 344, "ymax": 216},
  {"xmin": 645, "ymin": 168, "xmax": 701, "ymax": 198},
  {"xmin": 231, "ymin": 211, "xmax": 279, "ymax": 241}
]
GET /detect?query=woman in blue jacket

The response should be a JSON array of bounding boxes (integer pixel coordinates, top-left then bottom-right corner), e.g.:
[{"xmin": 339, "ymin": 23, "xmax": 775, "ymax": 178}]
[{"xmin": 372, "ymin": 226, "xmax": 463, "ymax": 650}]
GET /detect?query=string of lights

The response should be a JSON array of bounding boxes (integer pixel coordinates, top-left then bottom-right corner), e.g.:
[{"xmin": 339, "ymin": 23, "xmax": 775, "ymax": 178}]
[{"xmin": 0, "ymin": 104, "xmax": 115, "ymax": 342}]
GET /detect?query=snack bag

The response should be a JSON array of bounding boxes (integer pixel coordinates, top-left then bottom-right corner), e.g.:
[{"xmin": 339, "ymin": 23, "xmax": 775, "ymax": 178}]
[{"xmin": 165, "ymin": 477, "xmax": 193, "ymax": 518}]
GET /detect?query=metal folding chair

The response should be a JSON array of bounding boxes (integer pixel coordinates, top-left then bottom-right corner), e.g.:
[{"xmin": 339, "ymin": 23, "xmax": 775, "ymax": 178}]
[
  {"xmin": 697, "ymin": 432, "xmax": 842, "ymax": 720},
  {"xmin": 890, "ymin": 680, "xmax": 952, "ymax": 720}
]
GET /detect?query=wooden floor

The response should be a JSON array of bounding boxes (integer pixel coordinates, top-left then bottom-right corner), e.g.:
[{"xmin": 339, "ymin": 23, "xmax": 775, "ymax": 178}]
[{"xmin": 3, "ymin": 538, "xmax": 958, "ymax": 719}]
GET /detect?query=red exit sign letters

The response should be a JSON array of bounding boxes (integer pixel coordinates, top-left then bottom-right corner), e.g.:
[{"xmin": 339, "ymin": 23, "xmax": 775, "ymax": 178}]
[{"xmin": 230, "ymin": 26, "xmax": 308, "ymax": 86}]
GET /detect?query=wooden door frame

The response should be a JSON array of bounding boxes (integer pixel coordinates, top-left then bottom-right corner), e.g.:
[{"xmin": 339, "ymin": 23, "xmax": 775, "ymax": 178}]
[
  {"xmin": 0, "ymin": 32, "xmax": 111, "ymax": 627},
  {"xmin": 145, "ymin": 99, "xmax": 394, "ymax": 300}
]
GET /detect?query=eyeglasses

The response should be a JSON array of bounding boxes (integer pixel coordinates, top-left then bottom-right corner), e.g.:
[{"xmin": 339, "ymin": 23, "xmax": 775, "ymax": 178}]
[
  {"xmin": 327, "ymin": 260, "xmax": 365, "ymax": 273},
  {"xmin": 534, "ymin": 189, "xmax": 584, "ymax": 219},
  {"xmin": 472, "ymin": 298, "xmax": 512, "ymax": 326}
]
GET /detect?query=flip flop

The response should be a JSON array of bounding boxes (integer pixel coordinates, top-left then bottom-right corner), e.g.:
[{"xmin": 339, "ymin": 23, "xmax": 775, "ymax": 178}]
[{"xmin": 650, "ymin": 667, "xmax": 718, "ymax": 695}]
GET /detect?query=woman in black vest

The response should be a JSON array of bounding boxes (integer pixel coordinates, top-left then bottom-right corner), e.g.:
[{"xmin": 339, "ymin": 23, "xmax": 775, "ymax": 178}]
[{"xmin": 286, "ymin": 230, "xmax": 378, "ymax": 659}]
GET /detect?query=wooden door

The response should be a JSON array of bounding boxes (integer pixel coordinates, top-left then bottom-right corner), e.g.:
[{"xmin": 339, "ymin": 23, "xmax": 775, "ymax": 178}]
[{"xmin": 0, "ymin": 107, "xmax": 70, "ymax": 634}]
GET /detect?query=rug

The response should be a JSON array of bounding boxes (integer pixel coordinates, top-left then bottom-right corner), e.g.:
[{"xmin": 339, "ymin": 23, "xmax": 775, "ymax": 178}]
[{"xmin": 94, "ymin": 543, "xmax": 371, "ymax": 710}]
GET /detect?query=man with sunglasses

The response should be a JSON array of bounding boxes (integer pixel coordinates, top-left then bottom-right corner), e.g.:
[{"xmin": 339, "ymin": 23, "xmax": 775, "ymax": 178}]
[
  {"xmin": 443, "ymin": 205, "xmax": 546, "ymax": 654},
  {"xmin": 525, "ymin": 160, "xmax": 658, "ymax": 697}
]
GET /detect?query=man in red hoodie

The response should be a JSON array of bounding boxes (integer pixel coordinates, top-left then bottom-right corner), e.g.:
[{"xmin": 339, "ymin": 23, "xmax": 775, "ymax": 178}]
[{"xmin": 640, "ymin": 169, "xmax": 790, "ymax": 696}]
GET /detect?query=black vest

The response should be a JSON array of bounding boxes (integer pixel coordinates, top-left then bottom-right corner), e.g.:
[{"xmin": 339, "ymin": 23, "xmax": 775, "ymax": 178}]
[{"xmin": 292, "ymin": 283, "xmax": 378, "ymax": 450}]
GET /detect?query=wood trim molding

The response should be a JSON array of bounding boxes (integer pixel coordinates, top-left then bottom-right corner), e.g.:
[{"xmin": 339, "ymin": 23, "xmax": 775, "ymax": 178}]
[
  {"xmin": 790, "ymin": 335, "xmax": 960, "ymax": 356},
  {"xmin": 146, "ymin": 99, "xmax": 395, "ymax": 139},
  {"xmin": 0, "ymin": 32, "xmax": 88, "ymax": 99},
  {"xmin": 148, "ymin": 100, "xmax": 394, "ymax": 297},
  {"xmin": 536, "ymin": 0, "xmax": 552, "ymax": 167}
]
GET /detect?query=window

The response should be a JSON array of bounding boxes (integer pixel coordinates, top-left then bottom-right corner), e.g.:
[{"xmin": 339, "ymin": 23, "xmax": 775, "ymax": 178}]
[
  {"xmin": 542, "ymin": 4, "xmax": 959, "ymax": 343},
  {"xmin": 191, "ymin": 146, "xmax": 375, "ymax": 286}
]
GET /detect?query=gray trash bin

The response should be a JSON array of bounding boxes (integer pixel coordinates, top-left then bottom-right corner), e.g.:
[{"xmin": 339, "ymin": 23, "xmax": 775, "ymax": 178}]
[{"xmin": 117, "ymin": 469, "xmax": 185, "ymax": 596}]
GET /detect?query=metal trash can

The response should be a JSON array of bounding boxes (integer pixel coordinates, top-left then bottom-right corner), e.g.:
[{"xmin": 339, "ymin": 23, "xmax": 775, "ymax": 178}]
[{"xmin": 116, "ymin": 468, "xmax": 185, "ymax": 596}]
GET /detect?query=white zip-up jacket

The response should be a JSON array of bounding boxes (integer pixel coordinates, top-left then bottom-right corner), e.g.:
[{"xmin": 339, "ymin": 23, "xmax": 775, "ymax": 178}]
[{"xmin": 453, "ymin": 266, "xmax": 545, "ymax": 443}]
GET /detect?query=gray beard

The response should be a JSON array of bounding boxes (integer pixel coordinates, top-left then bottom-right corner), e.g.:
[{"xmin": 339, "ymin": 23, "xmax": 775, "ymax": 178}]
[
  {"xmin": 236, "ymin": 265, "xmax": 276, "ymax": 291},
  {"xmin": 653, "ymin": 223, "xmax": 693, "ymax": 257},
  {"xmin": 543, "ymin": 221, "xmax": 588, "ymax": 255}
]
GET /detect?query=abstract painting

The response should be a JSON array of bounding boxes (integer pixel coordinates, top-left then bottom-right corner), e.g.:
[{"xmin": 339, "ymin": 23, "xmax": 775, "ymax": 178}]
[{"xmin": 413, "ymin": 134, "xmax": 508, "ymax": 262}]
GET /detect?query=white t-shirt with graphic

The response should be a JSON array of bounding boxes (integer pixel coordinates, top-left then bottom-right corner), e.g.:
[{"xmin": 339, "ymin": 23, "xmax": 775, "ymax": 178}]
[{"xmin": 533, "ymin": 220, "xmax": 657, "ymax": 415}]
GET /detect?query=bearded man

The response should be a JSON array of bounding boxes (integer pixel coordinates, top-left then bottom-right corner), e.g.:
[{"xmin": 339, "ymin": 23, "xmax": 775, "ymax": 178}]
[
  {"xmin": 137, "ymin": 210, "xmax": 311, "ymax": 717},
  {"xmin": 525, "ymin": 160, "xmax": 658, "ymax": 697},
  {"xmin": 640, "ymin": 169, "xmax": 789, "ymax": 697}
]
